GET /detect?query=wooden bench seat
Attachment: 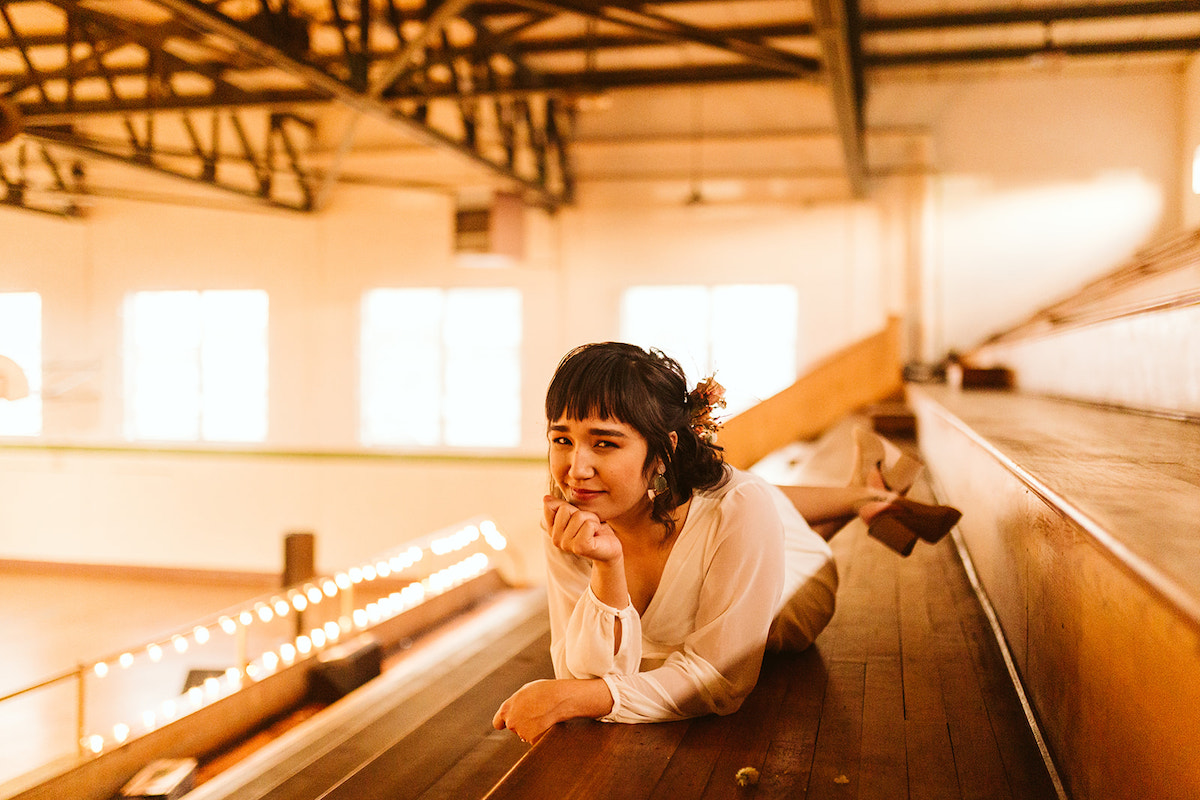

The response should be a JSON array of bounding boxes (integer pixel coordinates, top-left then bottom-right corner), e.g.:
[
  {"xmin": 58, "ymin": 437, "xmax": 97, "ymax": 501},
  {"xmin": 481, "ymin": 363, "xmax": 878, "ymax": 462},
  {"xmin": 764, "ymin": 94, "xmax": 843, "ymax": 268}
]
[
  {"xmin": 487, "ymin": 457, "xmax": 1059, "ymax": 799},
  {"xmin": 908, "ymin": 384, "xmax": 1200, "ymax": 800},
  {"xmin": 177, "ymin": 587, "xmax": 553, "ymax": 800}
]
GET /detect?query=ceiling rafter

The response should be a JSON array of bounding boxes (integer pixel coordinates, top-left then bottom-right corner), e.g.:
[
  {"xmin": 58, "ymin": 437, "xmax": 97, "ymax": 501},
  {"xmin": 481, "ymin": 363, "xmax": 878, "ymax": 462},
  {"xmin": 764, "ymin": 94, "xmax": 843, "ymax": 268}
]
[
  {"xmin": 862, "ymin": 1, "xmax": 1200, "ymax": 32},
  {"xmin": 868, "ymin": 35, "xmax": 1200, "ymax": 68},
  {"xmin": 1, "ymin": 0, "xmax": 322, "ymax": 212},
  {"xmin": 25, "ymin": 110, "xmax": 320, "ymax": 210},
  {"xmin": 504, "ymin": 0, "xmax": 820, "ymax": 78}
]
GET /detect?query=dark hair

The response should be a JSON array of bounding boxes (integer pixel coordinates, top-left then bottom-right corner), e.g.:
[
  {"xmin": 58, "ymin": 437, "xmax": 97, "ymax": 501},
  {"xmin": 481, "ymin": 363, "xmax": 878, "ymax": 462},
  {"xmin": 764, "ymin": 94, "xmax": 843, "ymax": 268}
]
[{"xmin": 545, "ymin": 342, "xmax": 728, "ymax": 536}]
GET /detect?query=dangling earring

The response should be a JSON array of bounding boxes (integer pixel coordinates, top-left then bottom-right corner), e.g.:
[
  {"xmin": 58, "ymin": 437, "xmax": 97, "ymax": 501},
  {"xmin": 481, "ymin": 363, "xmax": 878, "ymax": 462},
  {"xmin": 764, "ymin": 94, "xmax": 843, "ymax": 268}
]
[{"xmin": 647, "ymin": 468, "xmax": 668, "ymax": 501}]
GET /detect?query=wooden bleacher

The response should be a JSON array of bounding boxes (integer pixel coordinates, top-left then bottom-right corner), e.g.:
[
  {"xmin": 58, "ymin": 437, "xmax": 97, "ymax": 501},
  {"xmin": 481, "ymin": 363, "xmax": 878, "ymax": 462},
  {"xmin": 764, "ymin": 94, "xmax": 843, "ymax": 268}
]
[
  {"xmin": 486, "ymin": 420, "xmax": 1062, "ymax": 800},
  {"xmin": 3, "ymin": 573, "xmax": 553, "ymax": 800},
  {"xmin": 909, "ymin": 385, "xmax": 1200, "ymax": 800},
  {"xmin": 179, "ymin": 586, "xmax": 553, "ymax": 800},
  {"xmin": 170, "ymin": 320, "xmax": 1065, "ymax": 800}
]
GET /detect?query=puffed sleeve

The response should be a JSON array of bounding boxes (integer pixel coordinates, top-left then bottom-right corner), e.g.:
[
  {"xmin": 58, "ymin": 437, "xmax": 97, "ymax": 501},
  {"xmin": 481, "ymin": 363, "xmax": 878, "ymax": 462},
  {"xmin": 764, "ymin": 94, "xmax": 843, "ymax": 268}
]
[
  {"xmin": 600, "ymin": 478, "xmax": 785, "ymax": 722},
  {"xmin": 543, "ymin": 536, "xmax": 642, "ymax": 680}
]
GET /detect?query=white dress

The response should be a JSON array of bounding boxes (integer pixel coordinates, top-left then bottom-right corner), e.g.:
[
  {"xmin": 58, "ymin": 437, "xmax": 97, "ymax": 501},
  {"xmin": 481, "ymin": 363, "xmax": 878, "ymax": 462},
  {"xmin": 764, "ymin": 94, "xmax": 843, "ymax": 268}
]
[{"xmin": 544, "ymin": 467, "xmax": 839, "ymax": 724}]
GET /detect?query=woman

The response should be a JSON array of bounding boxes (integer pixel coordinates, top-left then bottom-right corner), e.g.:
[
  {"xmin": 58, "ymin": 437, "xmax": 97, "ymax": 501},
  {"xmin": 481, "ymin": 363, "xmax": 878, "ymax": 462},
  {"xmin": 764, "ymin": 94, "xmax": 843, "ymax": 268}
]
[{"xmin": 492, "ymin": 343, "xmax": 959, "ymax": 744}]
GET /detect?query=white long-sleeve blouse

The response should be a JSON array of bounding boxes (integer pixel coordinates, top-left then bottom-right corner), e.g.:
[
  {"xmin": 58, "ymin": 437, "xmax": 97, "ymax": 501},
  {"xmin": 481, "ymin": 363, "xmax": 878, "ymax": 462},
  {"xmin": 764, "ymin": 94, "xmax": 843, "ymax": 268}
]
[{"xmin": 544, "ymin": 467, "xmax": 838, "ymax": 723}]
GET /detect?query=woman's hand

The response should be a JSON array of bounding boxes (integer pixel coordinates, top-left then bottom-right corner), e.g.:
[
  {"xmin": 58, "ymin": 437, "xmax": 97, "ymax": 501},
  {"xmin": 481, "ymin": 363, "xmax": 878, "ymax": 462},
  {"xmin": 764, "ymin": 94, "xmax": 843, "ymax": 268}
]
[
  {"xmin": 493, "ymin": 678, "xmax": 614, "ymax": 744},
  {"xmin": 544, "ymin": 496, "xmax": 623, "ymax": 565},
  {"xmin": 543, "ymin": 495, "xmax": 632, "ymax": 642}
]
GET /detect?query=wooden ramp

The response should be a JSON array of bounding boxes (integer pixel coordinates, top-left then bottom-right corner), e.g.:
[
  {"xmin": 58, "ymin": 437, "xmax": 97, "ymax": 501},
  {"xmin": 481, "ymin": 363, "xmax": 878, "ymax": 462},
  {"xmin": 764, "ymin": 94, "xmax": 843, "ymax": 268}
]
[
  {"xmin": 719, "ymin": 318, "xmax": 904, "ymax": 470},
  {"xmin": 487, "ymin": 428, "xmax": 1060, "ymax": 800}
]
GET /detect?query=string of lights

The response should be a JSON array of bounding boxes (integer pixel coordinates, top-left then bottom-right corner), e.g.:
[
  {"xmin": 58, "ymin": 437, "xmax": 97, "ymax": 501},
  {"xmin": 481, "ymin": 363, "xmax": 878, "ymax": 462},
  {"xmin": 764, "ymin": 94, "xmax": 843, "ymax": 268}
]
[{"xmin": 70, "ymin": 518, "xmax": 508, "ymax": 756}]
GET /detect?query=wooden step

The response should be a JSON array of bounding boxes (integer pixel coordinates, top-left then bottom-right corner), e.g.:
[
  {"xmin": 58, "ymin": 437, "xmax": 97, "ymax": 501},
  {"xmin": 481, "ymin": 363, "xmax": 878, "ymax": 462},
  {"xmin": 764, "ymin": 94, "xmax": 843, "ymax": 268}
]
[{"xmin": 908, "ymin": 383, "xmax": 1200, "ymax": 800}]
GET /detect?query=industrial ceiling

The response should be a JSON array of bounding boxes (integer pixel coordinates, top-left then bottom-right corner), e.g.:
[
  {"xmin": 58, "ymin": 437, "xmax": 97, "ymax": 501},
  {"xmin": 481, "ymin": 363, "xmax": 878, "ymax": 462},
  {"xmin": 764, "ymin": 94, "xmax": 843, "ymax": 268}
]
[{"xmin": 2, "ymin": 0, "xmax": 1198, "ymax": 217}]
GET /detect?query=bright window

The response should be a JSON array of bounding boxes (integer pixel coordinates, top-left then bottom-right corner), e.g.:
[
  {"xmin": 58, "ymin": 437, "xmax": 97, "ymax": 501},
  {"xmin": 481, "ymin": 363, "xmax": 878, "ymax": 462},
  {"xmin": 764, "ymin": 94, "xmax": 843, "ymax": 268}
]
[
  {"xmin": 1193, "ymin": 144, "xmax": 1200, "ymax": 195},
  {"xmin": 123, "ymin": 290, "xmax": 268, "ymax": 442},
  {"xmin": 0, "ymin": 292, "xmax": 41, "ymax": 436},
  {"xmin": 621, "ymin": 284, "xmax": 798, "ymax": 416},
  {"xmin": 361, "ymin": 287, "xmax": 522, "ymax": 448}
]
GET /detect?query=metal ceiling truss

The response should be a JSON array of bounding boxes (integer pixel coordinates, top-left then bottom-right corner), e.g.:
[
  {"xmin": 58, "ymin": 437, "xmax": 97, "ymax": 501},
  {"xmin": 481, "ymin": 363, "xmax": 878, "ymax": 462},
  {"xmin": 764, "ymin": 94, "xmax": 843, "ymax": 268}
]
[
  {"xmin": 3, "ymin": 0, "xmax": 1200, "ymax": 218},
  {"xmin": 128, "ymin": 0, "xmax": 578, "ymax": 209},
  {"xmin": 1, "ymin": 0, "xmax": 578, "ymax": 212},
  {"xmin": 29, "ymin": 110, "xmax": 318, "ymax": 210},
  {"xmin": 0, "ymin": 137, "xmax": 82, "ymax": 217}
]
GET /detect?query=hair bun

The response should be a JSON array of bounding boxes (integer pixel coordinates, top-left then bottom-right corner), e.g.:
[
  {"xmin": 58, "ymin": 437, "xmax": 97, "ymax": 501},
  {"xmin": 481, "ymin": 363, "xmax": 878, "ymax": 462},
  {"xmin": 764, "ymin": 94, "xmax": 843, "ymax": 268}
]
[{"xmin": 688, "ymin": 376, "xmax": 726, "ymax": 443}]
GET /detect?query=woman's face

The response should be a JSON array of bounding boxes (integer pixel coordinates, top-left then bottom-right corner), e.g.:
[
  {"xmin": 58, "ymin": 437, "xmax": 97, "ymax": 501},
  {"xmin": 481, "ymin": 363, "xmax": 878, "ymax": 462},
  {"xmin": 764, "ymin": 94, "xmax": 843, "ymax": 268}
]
[{"xmin": 548, "ymin": 415, "xmax": 654, "ymax": 526}]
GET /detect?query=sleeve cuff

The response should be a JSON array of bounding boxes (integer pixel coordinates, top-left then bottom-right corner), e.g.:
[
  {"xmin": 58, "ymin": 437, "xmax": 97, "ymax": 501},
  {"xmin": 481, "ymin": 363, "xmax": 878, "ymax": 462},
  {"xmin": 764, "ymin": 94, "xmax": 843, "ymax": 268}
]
[
  {"xmin": 599, "ymin": 674, "xmax": 623, "ymax": 721},
  {"xmin": 584, "ymin": 585, "xmax": 634, "ymax": 617}
]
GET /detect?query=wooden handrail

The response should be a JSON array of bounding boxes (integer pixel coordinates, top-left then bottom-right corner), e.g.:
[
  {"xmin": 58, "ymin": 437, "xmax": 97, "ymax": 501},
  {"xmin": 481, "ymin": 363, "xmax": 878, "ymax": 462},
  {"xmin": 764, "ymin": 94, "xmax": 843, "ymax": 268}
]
[
  {"xmin": 976, "ymin": 225, "xmax": 1200, "ymax": 350},
  {"xmin": 719, "ymin": 317, "xmax": 903, "ymax": 469}
]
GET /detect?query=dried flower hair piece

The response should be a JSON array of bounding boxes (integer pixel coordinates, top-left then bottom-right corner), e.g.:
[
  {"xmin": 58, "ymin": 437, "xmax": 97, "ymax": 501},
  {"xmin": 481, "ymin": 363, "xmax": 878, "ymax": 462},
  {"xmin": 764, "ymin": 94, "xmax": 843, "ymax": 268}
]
[{"xmin": 688, "ymin": 376, "xmax": 726, "ymax": 444}]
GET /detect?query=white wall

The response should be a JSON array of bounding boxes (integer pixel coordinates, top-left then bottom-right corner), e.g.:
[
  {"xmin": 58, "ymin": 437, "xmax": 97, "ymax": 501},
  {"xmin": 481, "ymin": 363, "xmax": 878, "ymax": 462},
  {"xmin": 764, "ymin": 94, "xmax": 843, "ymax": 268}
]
[
  {"xmin": 871, "ymin": 64, "xmax": 1184, "ymax": 357},
  {"xmin": 557, "ymin": 201, "xmax": 890, "ymax": 369},
  {"xmin": 0, "ymin": 187, "xmax": 894, "ymax": 580},
  {"xmin": 0, "ymin": 186, "xmax": 564, "ymax": 580}
]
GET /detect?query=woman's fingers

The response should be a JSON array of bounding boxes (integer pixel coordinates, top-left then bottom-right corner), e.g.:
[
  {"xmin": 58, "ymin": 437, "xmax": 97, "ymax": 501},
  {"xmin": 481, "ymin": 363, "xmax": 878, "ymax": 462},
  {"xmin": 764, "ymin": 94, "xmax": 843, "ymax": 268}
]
[
  {"xmin": 546, "ymin": 500, "xmax": 596, "ymax": 548},
  {"xmin": 493, "ymin": 682, "xmax": 550, "ymax": 745},
  {"xmin": 543, "ymin": 495, "xmax": 564, "ymax": 531},
  {"xmin": 542, "ymin": 496, "xmax": 621, "ymax": 563}
]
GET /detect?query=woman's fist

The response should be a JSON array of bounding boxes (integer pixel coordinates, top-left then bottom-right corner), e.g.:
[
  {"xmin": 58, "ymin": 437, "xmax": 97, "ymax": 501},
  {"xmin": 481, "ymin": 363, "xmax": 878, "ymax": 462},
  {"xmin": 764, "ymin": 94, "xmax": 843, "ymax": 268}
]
[{"xmin": 543, "ymin": 496, "xmax": 623, "ymax": 564}]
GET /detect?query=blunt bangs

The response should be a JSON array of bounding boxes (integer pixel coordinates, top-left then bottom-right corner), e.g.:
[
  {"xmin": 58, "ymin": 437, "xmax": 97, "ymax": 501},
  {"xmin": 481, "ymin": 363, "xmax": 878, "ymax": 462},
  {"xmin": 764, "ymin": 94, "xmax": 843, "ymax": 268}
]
[{"xmin": 545, "ymin": 343, "xmax": 660, "ymax": 429}]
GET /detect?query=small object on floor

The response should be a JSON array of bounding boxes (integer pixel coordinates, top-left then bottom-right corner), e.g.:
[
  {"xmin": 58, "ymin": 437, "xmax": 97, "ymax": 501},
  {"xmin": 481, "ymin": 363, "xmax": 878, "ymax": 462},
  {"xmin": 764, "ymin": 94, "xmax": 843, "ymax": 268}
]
[
  {"xmin": 864, "ymin": 402, "xmax": 917, "ymax": 438},
  {"xmin": 945, "ymin": 355, "xmax": 1014, "ymax": 390},
  {"xmin": 735, "ymin": 766, "xmax": 759, "ymax": 786},
  {"xmin": 182, "ymin": 668, "xmax": 227, "ymax": 692},
  {"xmin": 120, "ymin": 758, "xmax": 197, "ymax": 799},
  {"xmin": 834, "ymin": 774, "xmax": 850, "ymax": 784}
]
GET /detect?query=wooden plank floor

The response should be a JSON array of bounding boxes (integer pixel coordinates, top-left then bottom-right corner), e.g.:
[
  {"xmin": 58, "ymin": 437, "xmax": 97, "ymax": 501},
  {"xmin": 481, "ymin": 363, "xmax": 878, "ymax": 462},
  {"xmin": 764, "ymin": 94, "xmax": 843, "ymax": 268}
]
[
  {"xmin": 0, "ymin": 565, "xmax": 277, "ymax": 697},
  {"xmin": 487, "ymin": 465, "xmax": 1060, "ymax": 799}
]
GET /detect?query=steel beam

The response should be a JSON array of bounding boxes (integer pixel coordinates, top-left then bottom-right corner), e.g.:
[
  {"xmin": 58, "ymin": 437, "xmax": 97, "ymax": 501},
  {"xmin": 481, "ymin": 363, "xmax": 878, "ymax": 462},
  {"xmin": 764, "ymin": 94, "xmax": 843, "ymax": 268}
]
[
  {"xmin": 862, "ymin": 2, "xmax": 1200, "ymax": 32},
  {"xmin": 812, "ymin": 0, "xmax": 866, "ymax": 197},
  {"xmin": 504, "ymin": 0, "xmax": 820, "ymax": 78}
]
